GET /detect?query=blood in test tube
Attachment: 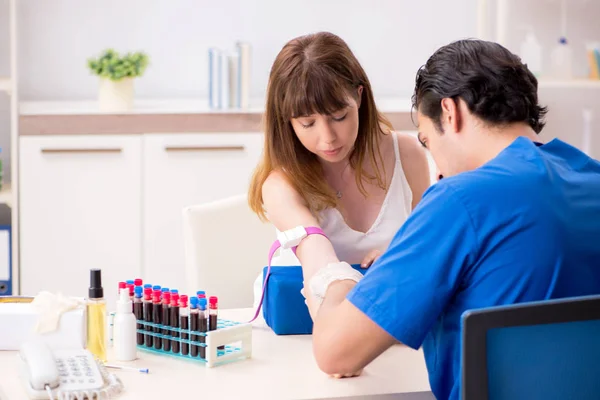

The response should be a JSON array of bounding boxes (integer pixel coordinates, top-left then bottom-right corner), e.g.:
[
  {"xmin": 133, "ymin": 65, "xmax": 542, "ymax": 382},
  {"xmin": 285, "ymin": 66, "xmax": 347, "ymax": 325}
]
[
  {"xmin": 143, "ymin": 287, "xmax": 153, "ymax": 347},
  {"xmin": 189, "ymin": 297, "xmax": 199, "ymax": 357},
  {"xmin": 152, "ymin": 289, "xmax": 162, "ymax": 350},
  {"xmin": 209, "ymin": 296, "xmax": 223, "ymax": 350},
  {"xmin": 133, "ymin": 286, "xmax": 144, "ymax": 345},
  {"xmin": 161, "ymin": 291, "xmax": 171, "ymax": 351},
  {"xmin": 198, "ymin": 297, "xmax": 208, "ymax": 359},
  {"xmin": 170, "ymin": 293, "xmax": 180, "ymax": 354},
  {"xmin": 180, "ymin": 295, "xmax": 190, "ymax": 356}
]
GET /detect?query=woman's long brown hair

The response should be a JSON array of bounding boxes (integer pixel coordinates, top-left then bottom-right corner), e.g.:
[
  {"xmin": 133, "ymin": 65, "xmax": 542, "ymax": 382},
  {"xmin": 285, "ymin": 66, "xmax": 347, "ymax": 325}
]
[{"xmin": 248, "ymin": 32, "xmax": 393, "ymax": 220}]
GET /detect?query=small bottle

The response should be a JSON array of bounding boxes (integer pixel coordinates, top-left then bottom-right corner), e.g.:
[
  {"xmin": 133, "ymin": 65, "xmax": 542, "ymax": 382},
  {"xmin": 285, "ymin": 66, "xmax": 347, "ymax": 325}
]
[
  {"xmin": 86, "ymin": 269, "xmax": 107, "ymax": 362},
  {"xmin": 114, "ymin": 288, "xmax": 138, "ymax": 361},
  {"xmin": 550, "ymin": 37, "xmax": 572, "ymax": 79},
  {"xmin": 519, "ymin": 28, "xmax": 542, "ymax": 77}
]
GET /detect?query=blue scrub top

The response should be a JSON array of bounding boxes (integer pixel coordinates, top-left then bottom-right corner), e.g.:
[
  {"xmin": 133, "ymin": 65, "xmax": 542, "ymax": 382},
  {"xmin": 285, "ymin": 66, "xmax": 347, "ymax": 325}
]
[{"xmin": 347, "ymin": 137, "xmax": 600, "ymax": 400}]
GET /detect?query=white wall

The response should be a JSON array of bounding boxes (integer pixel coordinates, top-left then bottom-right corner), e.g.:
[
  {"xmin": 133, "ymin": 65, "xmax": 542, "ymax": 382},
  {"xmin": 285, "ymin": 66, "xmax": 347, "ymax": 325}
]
[
  {"xmin": 0, "ymin": 0, "xmax": 11, "ymax": 181},
  {"xmin": 13, "ymin": 0, "xmax": 478, "ymax": 101},
  {"xmin": 0, "ymin": 0, "xmax": 599, "ymax": 177}
]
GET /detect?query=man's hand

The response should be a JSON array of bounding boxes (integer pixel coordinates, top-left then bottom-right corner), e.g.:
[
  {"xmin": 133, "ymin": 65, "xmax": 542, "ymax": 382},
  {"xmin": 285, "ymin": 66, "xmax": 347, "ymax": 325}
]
[
  {"xmin": 330, "ymin": 369, "xmax": 363, "ymax": 379},
  {"xmin": 361, "ymin": 249, "xmax": 382, "ymax": 268}
]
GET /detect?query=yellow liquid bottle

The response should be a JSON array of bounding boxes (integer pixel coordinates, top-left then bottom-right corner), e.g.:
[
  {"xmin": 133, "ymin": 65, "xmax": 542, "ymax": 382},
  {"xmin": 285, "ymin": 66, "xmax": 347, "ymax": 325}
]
[
  {"xmin": 86, "ymin": 269, "xmax": 107, "ymax": 362},
  {"xmin": 86, "ymin": 298, "xmax": 106, "ymax": 362}
]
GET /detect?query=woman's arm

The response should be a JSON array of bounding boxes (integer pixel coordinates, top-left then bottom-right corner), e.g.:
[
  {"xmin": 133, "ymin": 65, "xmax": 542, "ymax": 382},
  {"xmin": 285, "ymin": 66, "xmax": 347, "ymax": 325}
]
[
  {"xmin": 262, "ymin": 170, "xmax": 339, "ymax": 318},
  {"xmin": 397, "ymin": 132, "xmax": 431, "ymax": 209}
]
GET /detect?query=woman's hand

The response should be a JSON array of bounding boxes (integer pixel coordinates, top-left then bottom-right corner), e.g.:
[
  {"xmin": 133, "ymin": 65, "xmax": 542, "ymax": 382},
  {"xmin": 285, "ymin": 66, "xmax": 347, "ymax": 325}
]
[{"xmin": 360, "ymin": 249, "xmax": 382, "ymax": 268}]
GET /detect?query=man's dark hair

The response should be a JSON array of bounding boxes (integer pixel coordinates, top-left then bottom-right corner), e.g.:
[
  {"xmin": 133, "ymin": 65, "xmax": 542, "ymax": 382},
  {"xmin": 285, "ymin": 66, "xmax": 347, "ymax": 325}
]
[{"xmin": 412, "ymin": 39, "xmax": 548, "ymax": 134}]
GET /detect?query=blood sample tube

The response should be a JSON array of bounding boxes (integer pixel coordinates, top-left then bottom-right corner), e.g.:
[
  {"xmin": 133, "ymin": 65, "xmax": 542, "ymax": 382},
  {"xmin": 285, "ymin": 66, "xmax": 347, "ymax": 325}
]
[
  {"xmin": 180, "ymin": 295, "xmax": 190, "ymax": 356},
  {"xmin": 133, "ymin": 286, "xmax": 144, "ymax": 345},
  {"xmin": 189, "ymin": 297, "xmax": 199, "ymax": 357},
  {"xmin": 198, "ymin": 297, "xmax": 208, "ymax": 359},
  {"xmin": 143, "ymin": 287, "xmax": 153, "ymax": 347},
  {"xmin": 170, "ymin": 293, "xmax": 180, "ymax": 354},
  {"xmin": 152, "ymin": 289, "xmax": 162, "ymax": 350},
  {"xmin": 161, "ymin": 291, "xmax": 171, "ymax": 351},
  {"xmin": 209, "ymin": 296, "xmax": 224, "ymax": 350},
  {"xmin": 118, "ymin": 282, "xmax": 126, "ymax": 295}
]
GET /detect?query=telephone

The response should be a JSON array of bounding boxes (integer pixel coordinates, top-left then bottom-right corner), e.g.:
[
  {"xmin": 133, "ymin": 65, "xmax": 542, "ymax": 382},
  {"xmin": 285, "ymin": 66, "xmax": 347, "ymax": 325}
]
[{"xmin": 19, "ymin": 340, "xmax": 104, "ymax": 400}]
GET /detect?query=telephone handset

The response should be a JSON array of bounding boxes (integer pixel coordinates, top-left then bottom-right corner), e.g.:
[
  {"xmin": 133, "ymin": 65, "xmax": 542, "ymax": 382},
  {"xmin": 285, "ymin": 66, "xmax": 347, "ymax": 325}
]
[{"xmin": 19, "ymin": 340, "xmax": 104, "ymax": 399}]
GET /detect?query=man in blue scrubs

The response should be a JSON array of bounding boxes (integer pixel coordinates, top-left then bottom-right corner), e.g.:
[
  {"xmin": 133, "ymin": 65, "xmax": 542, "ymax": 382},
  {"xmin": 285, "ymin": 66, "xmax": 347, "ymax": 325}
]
[{"xmin": 308, "ymin": 39, "xmax": 600, "ymax": 400}]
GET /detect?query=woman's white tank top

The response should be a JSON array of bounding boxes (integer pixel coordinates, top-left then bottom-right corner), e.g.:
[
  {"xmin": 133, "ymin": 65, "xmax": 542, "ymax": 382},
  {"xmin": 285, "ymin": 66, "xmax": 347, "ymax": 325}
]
[{"xmin": 273, "ymin": 132, "xmax": 413, "ymax": 265}]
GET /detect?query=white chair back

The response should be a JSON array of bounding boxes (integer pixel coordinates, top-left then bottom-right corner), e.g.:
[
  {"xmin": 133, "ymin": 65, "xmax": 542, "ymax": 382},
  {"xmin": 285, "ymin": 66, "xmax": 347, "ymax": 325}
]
[{"xmin": 182, "ymin": 194, "xmax": 275, "ymax": 309}]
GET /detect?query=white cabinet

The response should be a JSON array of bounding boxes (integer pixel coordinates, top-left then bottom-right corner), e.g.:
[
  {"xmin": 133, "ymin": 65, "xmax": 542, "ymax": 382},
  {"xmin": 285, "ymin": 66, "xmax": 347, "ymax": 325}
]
[
  {"xmin": 20, "ymin": 135, "xmax": 142, "ymax": 306},
  {"xmin": 142, "ymin": 133, "xmax": 263, "ymax": 290}
]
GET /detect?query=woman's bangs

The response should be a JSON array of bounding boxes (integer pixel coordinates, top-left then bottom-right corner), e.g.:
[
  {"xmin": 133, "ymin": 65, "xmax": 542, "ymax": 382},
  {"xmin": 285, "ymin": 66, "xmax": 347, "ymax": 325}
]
[{"xmin": 282, "ymin": 68, "xmax": 351, "ymax": 120}]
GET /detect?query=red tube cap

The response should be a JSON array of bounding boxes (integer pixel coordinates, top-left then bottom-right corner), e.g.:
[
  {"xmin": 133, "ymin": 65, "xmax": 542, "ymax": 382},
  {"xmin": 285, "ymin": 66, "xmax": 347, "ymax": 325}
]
[
  {"xmin": 180, "ymin": 295, "xmax": 188, "ymax": 307},
  {"xmin": 209, "ymin": 296, "xmax": 218, "ymax": 309}
]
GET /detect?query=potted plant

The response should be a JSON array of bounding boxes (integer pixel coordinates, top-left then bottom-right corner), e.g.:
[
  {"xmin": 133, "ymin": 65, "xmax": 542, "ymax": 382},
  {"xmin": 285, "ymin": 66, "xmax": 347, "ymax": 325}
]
[{"xmin": 87, "ymin": 49, "xmax": 149, "ymax": 112}]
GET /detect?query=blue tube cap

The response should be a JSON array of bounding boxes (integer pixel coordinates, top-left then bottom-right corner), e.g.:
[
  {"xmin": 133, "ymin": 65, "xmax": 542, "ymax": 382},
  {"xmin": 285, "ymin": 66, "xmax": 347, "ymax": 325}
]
[
  {"xmin": 134, "ymin": 286, "xmax": 143, "ymax": 297},
  {"xmin": 190, "ymin": 297, "xmax": 199, "ymax": 308},
  {"xmin": 143, "ymin": 284, "xmax": 152, "ymax": 289},
  {"xmin": 198, "ymin": 297, "xmax": 207, "ymax": 310},
  {"xmin": 152, "ymin": 285, "xmax": 161, "ymax": 291},
  {"xmin": 170, "ymin": 289, "xmax": 178, "ymax": 294},
  {"xmin": 161, "ymin": 287, "xmax": 169, "ymax": 292},
  {"xmin": 126, "ymin": 280, "xmax": 134, "ymax": 285}
]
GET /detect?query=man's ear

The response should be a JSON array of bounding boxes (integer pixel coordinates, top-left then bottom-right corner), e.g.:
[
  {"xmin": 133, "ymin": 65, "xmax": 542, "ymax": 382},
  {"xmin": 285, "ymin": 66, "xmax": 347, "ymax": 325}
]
[
  {"xmin": 440, "ymin": 98, "xmax": 461, "ymax": 134},
  {"xmin": 356, "ymin": 86, "xmax": 363, "ymax": 108}
]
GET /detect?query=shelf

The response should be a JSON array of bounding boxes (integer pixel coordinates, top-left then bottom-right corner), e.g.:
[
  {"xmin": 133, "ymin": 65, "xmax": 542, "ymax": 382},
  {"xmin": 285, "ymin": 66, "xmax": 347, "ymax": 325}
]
[
  {"xmin": 0, "ymin": 78, "xmax": 12, "ymax": 94},
  {"xmin": 0, "ymin": 183, "xmax": 12, "ymax": 208},
  {"xmin": 19, "ymin": 97, "xmax": 413, "ymax": 116},
  {"xmin": 538, "ymin": 79, "xmax": 600, "ymax": 89}
]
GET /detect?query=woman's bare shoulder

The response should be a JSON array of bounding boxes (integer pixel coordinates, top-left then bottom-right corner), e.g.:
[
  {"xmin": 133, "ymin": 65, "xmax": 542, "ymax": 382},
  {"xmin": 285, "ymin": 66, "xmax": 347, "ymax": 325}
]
[{"xmin": 262, "ymin": 169, "xmax": 306, "ymax": 209}]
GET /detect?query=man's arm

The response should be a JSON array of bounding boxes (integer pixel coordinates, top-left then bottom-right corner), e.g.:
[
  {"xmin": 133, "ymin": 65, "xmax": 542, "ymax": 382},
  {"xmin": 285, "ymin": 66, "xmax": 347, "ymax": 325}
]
[
  {"xmin": 312, "ymin": 280, "xmax": 396, "ymax": 376},
  {"xmin": 310, "ymin": 181, "xmax": 477, "ymax": 377}
]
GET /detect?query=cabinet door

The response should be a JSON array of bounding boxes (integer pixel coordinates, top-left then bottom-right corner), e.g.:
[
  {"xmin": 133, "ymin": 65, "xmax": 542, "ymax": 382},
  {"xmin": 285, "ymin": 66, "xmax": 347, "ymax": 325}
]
[
  {"xmin": 143, "ymin": 133, "xmax": 263, "ymax": 290},
  {"xmin": 20, "ymin": 135, "xmax": 142, "ymax": 306}
]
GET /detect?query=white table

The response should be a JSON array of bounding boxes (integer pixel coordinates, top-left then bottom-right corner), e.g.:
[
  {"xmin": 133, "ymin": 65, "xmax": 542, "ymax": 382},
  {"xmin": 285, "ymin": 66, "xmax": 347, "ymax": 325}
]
[{"xmin": 0, "ymin": 308, "xmax": 431, "ymax": 399}]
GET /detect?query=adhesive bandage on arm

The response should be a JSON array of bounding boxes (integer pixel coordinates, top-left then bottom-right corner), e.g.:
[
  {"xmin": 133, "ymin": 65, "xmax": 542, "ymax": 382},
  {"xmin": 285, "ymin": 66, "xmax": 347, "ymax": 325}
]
[{"xmin": 308, "ymin": 261, "xmax": 364, "ymax": 305}]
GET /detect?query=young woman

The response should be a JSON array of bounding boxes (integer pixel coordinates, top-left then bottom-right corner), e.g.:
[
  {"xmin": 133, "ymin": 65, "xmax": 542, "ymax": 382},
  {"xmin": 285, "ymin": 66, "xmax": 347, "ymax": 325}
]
[{"xmin": 248, "ymin": 31, "xmax": 430, "ymax": 317}]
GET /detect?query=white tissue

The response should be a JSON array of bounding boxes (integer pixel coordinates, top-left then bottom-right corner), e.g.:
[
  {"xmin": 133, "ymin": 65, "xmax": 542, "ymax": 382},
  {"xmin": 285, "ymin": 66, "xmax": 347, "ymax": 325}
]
[{"xmin": 30, "ymin": 291, "xmax": 85, "ymax": 334}]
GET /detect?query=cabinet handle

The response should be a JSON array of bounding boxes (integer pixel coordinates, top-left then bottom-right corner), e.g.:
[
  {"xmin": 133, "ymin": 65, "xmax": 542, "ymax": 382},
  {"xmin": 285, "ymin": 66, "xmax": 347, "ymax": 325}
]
[
  {"xmin": 41, "ymin": 148, "xmax": 123, "ymax": 154},
  {"xmin": 164, "ymin": 145, "xmax": 245, "ymax": 152}
]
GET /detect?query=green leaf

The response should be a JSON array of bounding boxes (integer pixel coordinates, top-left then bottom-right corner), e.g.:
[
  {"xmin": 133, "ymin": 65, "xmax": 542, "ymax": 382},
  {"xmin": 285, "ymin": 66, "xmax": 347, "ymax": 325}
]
[{"xmin": 86, "ymin": 48, "xmax": 150, "ymax": 81}]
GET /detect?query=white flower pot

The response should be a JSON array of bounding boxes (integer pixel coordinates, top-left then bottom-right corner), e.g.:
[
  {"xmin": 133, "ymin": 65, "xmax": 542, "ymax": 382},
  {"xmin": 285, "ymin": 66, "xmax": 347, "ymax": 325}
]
[{"xmin": 98, "ymin": 77, "xmax": 134, "ymax": 112}]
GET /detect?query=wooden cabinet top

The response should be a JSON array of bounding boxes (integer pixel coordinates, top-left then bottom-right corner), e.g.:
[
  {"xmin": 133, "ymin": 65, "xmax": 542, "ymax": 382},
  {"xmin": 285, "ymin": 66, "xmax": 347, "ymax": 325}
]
[{"xmin": 19, "ymin": 98, "xmax": 416, "ymax": 135}]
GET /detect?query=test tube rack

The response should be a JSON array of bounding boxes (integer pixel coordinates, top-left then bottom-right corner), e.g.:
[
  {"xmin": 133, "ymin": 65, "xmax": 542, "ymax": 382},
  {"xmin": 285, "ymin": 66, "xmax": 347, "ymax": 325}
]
[{"xmin": 135, "ymin": 318, "xmax": 252, "ymax": 368}]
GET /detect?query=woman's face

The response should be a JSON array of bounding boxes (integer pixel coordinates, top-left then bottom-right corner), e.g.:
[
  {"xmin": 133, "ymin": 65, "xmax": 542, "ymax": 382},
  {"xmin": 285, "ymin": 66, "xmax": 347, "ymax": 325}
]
[{"xmin": 290, "ymin": 89, "xmax": 362, "ymax": 164}]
